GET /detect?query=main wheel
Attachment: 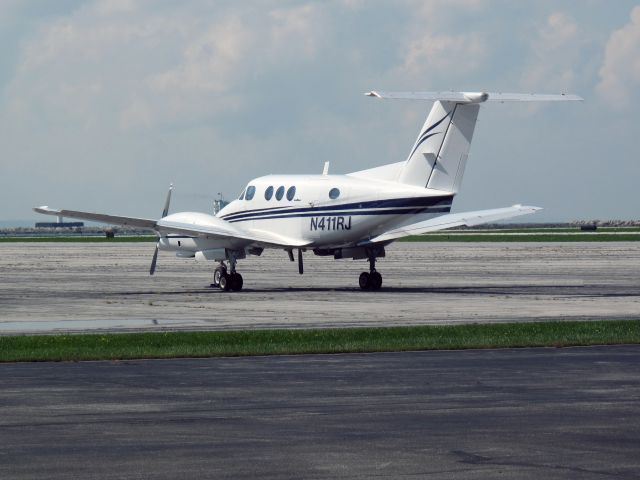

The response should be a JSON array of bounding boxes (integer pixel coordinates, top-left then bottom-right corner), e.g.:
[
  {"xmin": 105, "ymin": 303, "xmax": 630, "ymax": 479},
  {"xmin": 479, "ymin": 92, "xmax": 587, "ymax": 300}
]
[
  {"xmin": 212, "ymin": 266, "xmax": 226, "ymax": 287},
  {"xmin": 359, "ymin": 272, "xmax": 371, "ymax": 290},
  {"xmin": 370, "ymin": 271, "xmax": 382, "ymax": 290},
  {"xmin": 219, "ymin": 273, "xmax": 231, "ymax": 291},
  {"xmin": 230, "ymin": 273, "xmax": 244, "ymax": 291}
]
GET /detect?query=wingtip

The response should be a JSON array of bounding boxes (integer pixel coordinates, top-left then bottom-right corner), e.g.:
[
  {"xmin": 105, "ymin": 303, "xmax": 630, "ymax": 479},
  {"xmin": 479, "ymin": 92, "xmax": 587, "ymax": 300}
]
[{"xmin": 512, "ymin": 204, "xmax": 543, "ymax": 212}]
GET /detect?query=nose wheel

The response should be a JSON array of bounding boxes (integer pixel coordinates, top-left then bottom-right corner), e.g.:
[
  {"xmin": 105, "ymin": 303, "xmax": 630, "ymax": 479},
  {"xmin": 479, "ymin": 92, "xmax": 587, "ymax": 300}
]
[
  {"xmin": 212, "ymin": 262, "xmax": 243, "ymax": 291},
  {"xmin": 359, "ymin": 256, "xmax": 382, "ymax": 290}
]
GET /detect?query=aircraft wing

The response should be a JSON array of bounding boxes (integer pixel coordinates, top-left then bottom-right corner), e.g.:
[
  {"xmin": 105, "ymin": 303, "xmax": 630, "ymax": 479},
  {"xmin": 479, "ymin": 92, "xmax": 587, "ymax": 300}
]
[
  {"xmin": 34, "ymin": 206, "xmax": 309, "ymax": 248},
  {"xmin": 365, "ymin": 205, "xmax": 541, "ymax": 243},
  {"xmin": 33, "ymin": 206, "xmax": 157, "ymax": 229},
  {"xmin": 155, "ymin": 219, "xmax": 311, "ymax": 248}
]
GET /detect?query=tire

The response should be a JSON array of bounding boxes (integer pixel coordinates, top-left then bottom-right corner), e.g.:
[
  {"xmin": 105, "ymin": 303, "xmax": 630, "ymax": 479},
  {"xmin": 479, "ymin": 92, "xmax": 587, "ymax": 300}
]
[
  {"xmin": 370, "ymin": 271, "xmax": 382, "ymax": 290},
  {"xmin": 230, "ymin": 273, "xmax": 244, "ymax": 291},
  {"xmin": 213, "ymin": 267, "xmax": 226, "ymax": 287},
  {"xmin": 359, "ymin": 272, "xmax": 371, "ymax": 290},
  {"xmin": 219, "ymin": 273, "xmax": 231, "ymax": 291}
]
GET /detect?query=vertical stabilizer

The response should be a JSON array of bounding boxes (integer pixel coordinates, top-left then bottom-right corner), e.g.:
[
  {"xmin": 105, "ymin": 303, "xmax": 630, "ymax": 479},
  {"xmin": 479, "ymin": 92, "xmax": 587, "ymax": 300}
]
[
  {"xmin": 367, "ymin": 89, "xmax": 581, "ymax": 193},
  {"xmin": 398, "ymin": 101, "xmax": 479, "ymax": 193}
]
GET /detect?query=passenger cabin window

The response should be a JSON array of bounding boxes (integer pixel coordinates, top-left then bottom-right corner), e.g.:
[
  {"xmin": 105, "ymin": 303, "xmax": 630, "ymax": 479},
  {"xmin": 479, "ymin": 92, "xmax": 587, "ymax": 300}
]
[
  {"xmin": 286, "ymin": 186, "xmax": 296, "ymax": 201},
  {"xmin": 265, "ymin": 186, "xmax": 274, "ymax": 200},
  {"xmin": 275, "ymin": 186, "xmax": 285, "ymax": 201},
  {"xmin": 329, "ymin": 187, "xmax": 340, "ymax": 199},
  {"xmin": 245, "ymin": 185, "xmax": 256, "ymax": 200}
]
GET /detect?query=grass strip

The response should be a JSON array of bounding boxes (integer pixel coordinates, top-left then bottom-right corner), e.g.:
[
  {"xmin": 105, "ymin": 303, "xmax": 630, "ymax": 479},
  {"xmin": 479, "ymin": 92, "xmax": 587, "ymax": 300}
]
[
  {"xmin": 400, "ymin": 234, "xmax": 640, "ymax": 242},
  {"xmin": 1, "ymin": 320, "xmax": 638, "ymax": 362},
  {"xmin": 434, "ymin": 227, "xmax": 640, "ymax": 234},
  {"xmin": 0, "ymin": 236, "xmax": 156, "ymax": 242}
]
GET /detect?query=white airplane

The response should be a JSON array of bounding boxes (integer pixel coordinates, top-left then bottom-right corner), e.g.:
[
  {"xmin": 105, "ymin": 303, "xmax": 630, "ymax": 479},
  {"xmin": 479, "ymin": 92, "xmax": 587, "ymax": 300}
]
[{"xmin": 35, "ymin": 90, "xmax": 581, "ymax": 291}]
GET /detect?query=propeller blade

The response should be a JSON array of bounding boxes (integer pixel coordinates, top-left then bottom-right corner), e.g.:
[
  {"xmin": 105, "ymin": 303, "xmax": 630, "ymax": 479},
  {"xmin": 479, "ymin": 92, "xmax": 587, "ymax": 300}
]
[
  {"xmin": 298, "ymin": 248, "xmax": 304, "ymax": 275},
  {"xmin": 162, "ymin": 183, "xmax": 173, "ymax": 218},
  {"xmin": 150, "ymin": 243, "xmax": 159, "ymax": 275}
]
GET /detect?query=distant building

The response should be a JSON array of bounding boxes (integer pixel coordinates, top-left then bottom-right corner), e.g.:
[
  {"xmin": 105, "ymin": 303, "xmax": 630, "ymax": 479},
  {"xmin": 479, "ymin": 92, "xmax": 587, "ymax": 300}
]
[
  {"xmin": 35, "ymin": 215, "xmax": 83, "ymax": 228},
  {"xmin": 35, "ymin": 222, "xmax": 84, "ymax": 228}
]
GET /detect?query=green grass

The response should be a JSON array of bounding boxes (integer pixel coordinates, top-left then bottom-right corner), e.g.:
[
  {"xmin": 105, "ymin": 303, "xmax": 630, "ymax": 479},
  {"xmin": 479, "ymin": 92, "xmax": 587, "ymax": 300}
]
[
  {"xmin": 0, "ymin": 236, "xmax": 156, "ymax": 242},
  {"xmin": 401, "ymin": 233, "xmax": 640, "ymax": 242},
  {"xmin": 437, "ymin": 227, "xmax": 640, "ymax": 234},
  {"xmin": 1, "ymin": 320, "xmax": 638, "ymax": 362}
]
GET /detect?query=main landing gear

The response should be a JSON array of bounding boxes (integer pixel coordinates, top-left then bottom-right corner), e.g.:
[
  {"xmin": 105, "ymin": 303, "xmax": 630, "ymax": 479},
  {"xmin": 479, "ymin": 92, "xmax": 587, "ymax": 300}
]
[
  {"xmin": 359, "ymin": 256, "xmax": 382, "ymax": 291},
  {"xmin": 211, "ymin": 260, "xmax": 243, "ymax": 292}
]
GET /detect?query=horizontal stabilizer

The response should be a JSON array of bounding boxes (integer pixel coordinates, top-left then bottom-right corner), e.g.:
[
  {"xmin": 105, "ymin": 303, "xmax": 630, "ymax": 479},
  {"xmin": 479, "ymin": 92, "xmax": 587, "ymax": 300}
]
[
  {"xmin": 365, "ymin": 91, "xmax": 583, "ymax": 103},
  {"xmin": 33, "ymin": 206, "xmax": 157, "ymax": 229},
  {"xmin": 365, "ymin": 205, "xmax": 541, "ymax": 243}
]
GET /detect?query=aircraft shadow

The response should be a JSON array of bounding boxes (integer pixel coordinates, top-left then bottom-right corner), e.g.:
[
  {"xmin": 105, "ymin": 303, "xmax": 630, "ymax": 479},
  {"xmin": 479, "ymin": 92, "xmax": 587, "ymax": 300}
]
[{"xmin": 106, "ymin": 285, "xmax": 640, "ymax": 298}]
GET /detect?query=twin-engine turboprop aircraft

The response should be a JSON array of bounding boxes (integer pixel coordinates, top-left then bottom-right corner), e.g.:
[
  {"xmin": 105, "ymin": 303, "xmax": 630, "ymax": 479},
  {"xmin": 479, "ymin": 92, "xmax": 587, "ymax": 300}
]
[{"xmin": 35, "ymin": 90, "xmax": 581, "ymax": 291}]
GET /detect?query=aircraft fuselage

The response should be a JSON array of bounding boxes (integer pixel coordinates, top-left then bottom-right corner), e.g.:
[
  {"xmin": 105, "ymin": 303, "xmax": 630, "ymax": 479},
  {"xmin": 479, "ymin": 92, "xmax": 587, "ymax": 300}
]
[{"xmin": 159, "ymin": 174, "xmax": 454, "ymax": 254}]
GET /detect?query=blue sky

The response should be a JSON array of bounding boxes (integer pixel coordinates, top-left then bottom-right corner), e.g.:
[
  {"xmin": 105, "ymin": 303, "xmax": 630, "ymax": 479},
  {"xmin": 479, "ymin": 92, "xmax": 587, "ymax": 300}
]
[{"xmin": 1, "ymin": 0, "xmax": 639, "ymax": 222}]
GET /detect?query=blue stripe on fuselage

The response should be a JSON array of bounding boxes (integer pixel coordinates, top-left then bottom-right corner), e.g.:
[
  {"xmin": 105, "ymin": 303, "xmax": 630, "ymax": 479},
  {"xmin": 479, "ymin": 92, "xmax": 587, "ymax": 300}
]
[
  {"xmin": 226, "ymin": 205, "xmax": 452, "ymax": 223},
  {"xmin": 221, "ymin": 195, "xmax": 453, "ymax": 222}
]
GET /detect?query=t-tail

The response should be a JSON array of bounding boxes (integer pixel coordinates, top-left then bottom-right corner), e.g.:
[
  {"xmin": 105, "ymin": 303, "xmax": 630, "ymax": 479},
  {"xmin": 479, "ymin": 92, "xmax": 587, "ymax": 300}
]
[{"xmin": 365, "ymin": 91, "xmax": 582, "ymax": 194}]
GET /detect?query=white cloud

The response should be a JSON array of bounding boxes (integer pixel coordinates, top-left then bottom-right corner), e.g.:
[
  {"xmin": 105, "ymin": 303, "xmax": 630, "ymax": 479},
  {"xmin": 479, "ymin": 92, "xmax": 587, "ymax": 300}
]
[
  {"xmin": 414, "ymin": 0, "xmax": 486, "ymax": 19},
  {"xmin": 393, "ymin": 0, "xmax": 488, "ymax": 83},
  {"xmin": 521, "ymin": 12, "xmax": 581, "ymax": 91},
  {"xmin": 402, "ymin": 32, "xmax": 487, "ymax": 79},
  {"xmin": 2, "ymin": 1, "xmax": 330, "ymax": 133},
  {"xmin": 149, "ymin": 17, "xmax": 253, "ymax": 94},
  {"xmin": 597, "ymin": 6, "xmax": 640, "ymax": 109},
  {"xmin": 91, "ymin": 0, "xmax": 137, "ymax": 16},
  {"xmin": 268, "ymin": 4, "xmax": 322, "ymax": 58}
]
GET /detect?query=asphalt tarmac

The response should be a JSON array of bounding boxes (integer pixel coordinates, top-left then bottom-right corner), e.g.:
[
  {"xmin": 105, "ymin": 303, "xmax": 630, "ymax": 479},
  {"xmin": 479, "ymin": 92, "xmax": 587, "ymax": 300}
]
[
  {"xmin": 1, "ymin": 346, "xmax": 639, "ymax": 479},
  {"xmin": 1, "ymin": 242, "xmax": 639, "ymax": 333}
]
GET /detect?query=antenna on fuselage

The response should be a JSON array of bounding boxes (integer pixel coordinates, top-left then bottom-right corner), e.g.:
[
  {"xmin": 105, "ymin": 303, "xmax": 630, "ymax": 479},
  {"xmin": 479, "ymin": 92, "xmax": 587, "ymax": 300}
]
[{"xmin": 322, "ymin": 161, "xmax": 330, "ymax": 176}]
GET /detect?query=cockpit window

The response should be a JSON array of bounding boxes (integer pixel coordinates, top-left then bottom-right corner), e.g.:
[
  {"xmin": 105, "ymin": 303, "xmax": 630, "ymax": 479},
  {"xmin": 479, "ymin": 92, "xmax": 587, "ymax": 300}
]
[
  {"xmin": 286, "ymin": 186, "xmax": 296, "ymax": 201},
  {"xmin": 265, "ymin": 186, "xmax": 274, "ymax": 200},
  {"xmin": 329, "ymin": 187, "xmax": 340, "ymax": 199},
  {"xmin": 245, "ymin": 185, "xmax": 256, "ymax": 201},
  {"xmin": 239, "ymin": 189, "xmax": 245, "ymax": 200},
  {"xmin": 275, "ymin": 186, "xmax": 285, "ymax": 201}
]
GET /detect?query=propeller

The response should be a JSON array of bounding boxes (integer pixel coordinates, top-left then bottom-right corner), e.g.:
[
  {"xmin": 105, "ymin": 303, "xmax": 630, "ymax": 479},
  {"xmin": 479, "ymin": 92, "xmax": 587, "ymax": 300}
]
[
  {"xmin": 150, "ymin": 243, "xmax": 159, "ymax": 275},
  {"xmin": 150, "ymin": 184, "xmax": 173, "ymax": 276}
]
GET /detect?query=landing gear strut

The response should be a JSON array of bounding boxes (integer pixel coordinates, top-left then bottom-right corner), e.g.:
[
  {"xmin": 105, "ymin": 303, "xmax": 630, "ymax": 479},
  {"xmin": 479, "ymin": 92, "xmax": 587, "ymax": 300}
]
[
  {"xmin": 359, "ymin": 255, "xmax": 382, "ymax": 291},
  {"xmin": 212, "ymin": 259, "xmax": 243, "ymax": 292}
]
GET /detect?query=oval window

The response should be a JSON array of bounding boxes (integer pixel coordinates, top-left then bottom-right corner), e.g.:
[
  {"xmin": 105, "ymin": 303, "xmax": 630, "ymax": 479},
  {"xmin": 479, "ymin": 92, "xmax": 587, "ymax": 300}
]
[
  {"xmin": 286, "ymin": 186, "xmax": 296, "ymax": 201},
  {"xmin": 275, "ymin": 186, "xmax": 285, "ymax": 201},
  {"xmin": 329, "ymin": 187, "xmax": 340, "ymax": 199},
  {"xmin": 265, "ymin": 186, "xmax": 274, "ymax": 200},
  {"xmin": 245, "ymin": 185, "xmax": 256, "ymax": 201},
  {"xmin": 239, "ymin": 189, "xmax": 245, "ymax": 200}
]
